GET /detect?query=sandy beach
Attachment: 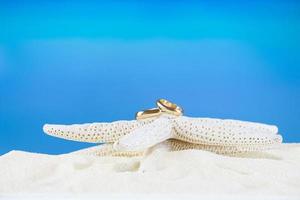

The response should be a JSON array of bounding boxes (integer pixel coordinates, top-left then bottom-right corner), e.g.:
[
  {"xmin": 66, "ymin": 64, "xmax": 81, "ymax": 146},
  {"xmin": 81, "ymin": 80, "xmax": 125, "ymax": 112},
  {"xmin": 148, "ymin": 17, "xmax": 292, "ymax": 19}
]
[{"xmin": 0, "ymin": 144, "xmax": 299, "ymax": 199}]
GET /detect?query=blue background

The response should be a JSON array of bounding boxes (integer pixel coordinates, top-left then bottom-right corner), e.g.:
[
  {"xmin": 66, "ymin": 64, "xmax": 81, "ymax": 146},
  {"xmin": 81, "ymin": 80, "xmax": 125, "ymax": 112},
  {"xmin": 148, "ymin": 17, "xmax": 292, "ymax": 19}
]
[{"xmin": 0, "ymin": 1, "xmax": 299, "ymax": 155}]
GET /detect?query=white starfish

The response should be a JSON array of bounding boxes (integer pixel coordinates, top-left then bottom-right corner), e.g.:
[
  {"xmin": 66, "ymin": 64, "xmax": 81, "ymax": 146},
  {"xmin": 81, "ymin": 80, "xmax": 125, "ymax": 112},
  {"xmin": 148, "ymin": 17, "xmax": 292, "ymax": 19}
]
[{"xmin": 43, "ymin": 112, "xmax": 282, "ymax": 157}]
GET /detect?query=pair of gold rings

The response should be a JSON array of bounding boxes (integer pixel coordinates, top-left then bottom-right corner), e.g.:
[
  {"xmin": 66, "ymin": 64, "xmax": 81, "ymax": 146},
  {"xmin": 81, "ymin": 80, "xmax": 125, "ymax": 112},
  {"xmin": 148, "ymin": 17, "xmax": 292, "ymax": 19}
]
[{"xmin": 136, "ymin": 99, "xmax": 183, "ymax": 120}]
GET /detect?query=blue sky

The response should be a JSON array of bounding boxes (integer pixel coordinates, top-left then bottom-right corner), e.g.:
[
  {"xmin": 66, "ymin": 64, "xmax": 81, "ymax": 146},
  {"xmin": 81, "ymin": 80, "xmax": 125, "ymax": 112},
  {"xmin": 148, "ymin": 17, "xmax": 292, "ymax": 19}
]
[{"xmin": 0, "ymin": 1, "xmax": 299, "ymax": 155}]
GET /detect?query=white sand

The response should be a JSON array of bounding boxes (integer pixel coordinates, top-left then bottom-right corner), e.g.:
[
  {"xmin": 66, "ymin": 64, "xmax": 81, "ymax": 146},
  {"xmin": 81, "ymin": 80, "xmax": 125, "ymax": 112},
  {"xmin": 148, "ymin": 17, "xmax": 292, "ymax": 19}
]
[{"xmin": 0, "ymin": 144, "xmax": 300, "ymax": 199}]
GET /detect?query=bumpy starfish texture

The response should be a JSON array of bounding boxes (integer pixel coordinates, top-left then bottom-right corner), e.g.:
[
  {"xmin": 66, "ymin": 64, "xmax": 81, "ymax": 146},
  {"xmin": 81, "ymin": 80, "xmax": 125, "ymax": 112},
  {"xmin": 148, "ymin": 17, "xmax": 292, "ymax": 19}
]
[
  {"xmin": 43, "ymin": 113, "xmax": 282, "ymax": 157},
  {"xmin": 71, "ymin": 139, "xmax": 281, "ymax": 157}
]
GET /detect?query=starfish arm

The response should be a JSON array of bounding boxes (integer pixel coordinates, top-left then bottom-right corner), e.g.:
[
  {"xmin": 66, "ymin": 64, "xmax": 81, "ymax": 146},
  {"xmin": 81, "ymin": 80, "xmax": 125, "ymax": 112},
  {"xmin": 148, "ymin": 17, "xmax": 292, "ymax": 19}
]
[
  {"xmin": 173, "ymin": 116, "xmax": 282, "ymax": 147},
  {"xmin": 70, "ymin": 144, "xmax": 144, "ymax": 157},
  {"xmin": 72, "ymin": 139, "xmax": 279, "ymax": 158},
  {"xmin": 43, "ymin": 119, "xmax": 153, "ymax": 143},
  {"xmin": 165, "ymin": 139, "xmax": 281, "ymax": 156},
  {"xmin": 114, "ymin": 117, "xmax": 173, "ymax": 151}
]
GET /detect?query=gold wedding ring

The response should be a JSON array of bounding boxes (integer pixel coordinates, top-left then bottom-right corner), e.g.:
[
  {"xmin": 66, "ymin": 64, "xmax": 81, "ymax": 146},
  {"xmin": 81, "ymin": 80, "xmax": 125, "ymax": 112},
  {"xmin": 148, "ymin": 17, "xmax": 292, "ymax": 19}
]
[
  {"xmin": 136, "ymin": 108, "xmax": 161, "ymax": 120},
  {"xmin": 156, "ymin": 99, "xmax": 183, "ymax": 116},
  {"xmin": 135, "ymin": 99, "xmax": 184, "ymax": 120}
]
